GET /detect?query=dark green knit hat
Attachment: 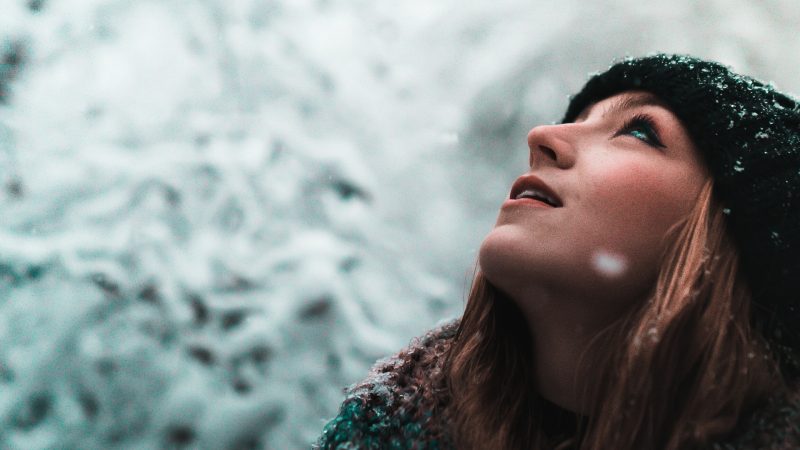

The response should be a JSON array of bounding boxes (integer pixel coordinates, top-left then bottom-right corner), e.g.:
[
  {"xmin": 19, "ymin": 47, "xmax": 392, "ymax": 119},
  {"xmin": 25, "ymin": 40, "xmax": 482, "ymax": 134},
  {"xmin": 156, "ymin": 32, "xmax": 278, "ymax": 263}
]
[{"xmin": 562, "ymin": 54, "xmax": 800, "ymax": 378}]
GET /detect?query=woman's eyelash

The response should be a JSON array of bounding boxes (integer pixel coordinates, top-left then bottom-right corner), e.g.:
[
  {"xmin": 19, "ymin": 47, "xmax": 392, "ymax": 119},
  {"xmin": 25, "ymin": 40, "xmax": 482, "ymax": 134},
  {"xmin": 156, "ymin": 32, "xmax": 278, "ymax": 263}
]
[{"xmin": 617, "ymin": 114, "xmax": 666, "ymax": 148}]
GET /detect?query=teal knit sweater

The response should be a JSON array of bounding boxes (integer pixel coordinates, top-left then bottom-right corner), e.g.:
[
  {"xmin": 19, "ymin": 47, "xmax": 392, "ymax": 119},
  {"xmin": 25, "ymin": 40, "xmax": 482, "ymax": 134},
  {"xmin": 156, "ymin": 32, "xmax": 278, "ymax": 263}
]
[{"xmin": 314, "ymin": 318, "xmax": 800, "ymax": 449}]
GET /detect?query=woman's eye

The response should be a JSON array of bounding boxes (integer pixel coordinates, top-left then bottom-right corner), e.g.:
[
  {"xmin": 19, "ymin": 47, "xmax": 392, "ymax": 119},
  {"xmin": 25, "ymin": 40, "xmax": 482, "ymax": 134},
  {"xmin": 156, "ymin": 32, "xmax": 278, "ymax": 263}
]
[
  {"xmin": 618, "ymin": 115, "xmax": 665, "ymax": 149},
  {"xmin": 628, "ymin": 127, "xmax": 650, "ymax": 142}
]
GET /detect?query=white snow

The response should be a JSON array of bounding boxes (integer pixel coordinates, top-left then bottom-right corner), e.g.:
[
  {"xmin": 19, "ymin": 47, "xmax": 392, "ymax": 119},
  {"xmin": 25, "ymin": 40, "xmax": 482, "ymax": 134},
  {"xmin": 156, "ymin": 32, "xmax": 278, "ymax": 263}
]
[{"xmin": 591, "ymin": 250, "xmax": 629, "ymax": 278}]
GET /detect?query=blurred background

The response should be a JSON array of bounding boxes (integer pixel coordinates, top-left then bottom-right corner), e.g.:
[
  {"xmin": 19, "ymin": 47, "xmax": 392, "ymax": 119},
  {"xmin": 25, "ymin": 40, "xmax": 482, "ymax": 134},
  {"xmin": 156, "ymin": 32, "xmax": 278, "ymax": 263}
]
[{"xmin": 0, "ymin": 0, "xmax": 798, "ymax": 448}]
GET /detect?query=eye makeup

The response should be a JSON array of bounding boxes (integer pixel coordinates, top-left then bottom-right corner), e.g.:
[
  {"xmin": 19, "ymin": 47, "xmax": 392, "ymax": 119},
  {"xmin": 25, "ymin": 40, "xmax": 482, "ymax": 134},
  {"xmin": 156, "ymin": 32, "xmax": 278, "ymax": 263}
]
[{"xmin": 616, "ymin": 113, "xmax": 666, "ymax": 149}]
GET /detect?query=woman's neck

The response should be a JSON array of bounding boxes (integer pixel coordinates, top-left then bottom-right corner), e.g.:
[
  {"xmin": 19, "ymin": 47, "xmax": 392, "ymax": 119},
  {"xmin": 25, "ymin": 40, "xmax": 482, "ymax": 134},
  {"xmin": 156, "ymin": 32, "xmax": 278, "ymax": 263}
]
[
  {"xmin": 515, "ymin": 288, "xmax": 622, "ymax": 415},
  {"xmin": 530, "ymin": 317, "xmax": 595, "ymax": 414}
]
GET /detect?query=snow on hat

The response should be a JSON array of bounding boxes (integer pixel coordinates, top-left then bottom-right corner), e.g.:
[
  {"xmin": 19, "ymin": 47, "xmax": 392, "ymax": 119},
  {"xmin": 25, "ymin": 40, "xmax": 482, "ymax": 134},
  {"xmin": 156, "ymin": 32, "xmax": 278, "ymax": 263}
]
[{"xmin": 562, "ymin": 54, "xmax": 800, "ymax": 377}]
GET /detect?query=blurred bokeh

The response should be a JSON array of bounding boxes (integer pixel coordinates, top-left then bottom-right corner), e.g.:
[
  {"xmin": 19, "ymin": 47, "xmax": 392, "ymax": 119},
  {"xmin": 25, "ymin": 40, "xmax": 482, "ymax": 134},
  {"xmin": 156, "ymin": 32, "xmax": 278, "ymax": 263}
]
[{"xmin": 1, "ymin": 0, "xmax": 798, "ymax": 448}]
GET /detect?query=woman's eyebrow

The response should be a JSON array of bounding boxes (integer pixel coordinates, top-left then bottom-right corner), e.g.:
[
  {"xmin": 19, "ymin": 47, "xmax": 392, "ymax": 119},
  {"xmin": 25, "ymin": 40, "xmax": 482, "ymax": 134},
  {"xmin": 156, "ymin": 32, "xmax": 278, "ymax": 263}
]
[
  {"xmin": 573, "ymin": 94, "xmax": 668, "ymax": 122},
  {"xmin": 601, "ymin": 94, "xmax": 669, "ymax": 118}
]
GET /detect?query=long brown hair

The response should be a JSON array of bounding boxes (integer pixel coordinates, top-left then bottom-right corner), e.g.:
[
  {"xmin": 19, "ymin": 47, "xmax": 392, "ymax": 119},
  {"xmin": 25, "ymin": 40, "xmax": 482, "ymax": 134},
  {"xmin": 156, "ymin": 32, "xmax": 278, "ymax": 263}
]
[{"xmin": 445, "ymin": 180, "xmax": 786, "ymax": 449}]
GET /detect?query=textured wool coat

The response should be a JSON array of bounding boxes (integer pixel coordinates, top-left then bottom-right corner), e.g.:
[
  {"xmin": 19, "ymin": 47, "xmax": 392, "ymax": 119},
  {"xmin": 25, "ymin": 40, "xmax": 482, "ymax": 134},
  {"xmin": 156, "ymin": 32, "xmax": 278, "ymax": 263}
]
[{"xmin": 314, "ymin": 318, "xmax": 800, "ymax": 449}]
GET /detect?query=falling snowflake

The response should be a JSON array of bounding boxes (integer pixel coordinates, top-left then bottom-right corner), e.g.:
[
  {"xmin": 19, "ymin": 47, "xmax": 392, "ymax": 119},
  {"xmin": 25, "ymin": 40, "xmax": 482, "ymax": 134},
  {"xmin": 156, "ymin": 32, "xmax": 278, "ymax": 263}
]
[{"xmin": 591, "ymin": 250, "xmax": 628, "ymax": 278}]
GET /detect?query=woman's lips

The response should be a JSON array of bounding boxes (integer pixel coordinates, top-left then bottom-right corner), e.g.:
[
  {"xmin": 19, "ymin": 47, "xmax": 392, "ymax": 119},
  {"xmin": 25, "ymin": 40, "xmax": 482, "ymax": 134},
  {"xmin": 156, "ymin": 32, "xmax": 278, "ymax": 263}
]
[
  {"xmin": 501, "ymin": 197, "xmax": 557, "ymax": 209},
  {"xmin": 509, "ymin": 174, "xmax": 563, "ymax": 207}
]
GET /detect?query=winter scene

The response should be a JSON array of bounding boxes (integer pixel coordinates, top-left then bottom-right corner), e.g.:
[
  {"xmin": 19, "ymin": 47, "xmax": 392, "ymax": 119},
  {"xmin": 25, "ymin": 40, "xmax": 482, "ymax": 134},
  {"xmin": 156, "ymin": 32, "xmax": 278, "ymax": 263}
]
[{"xmin": 1, "ymin": 0, "xmax": 799, "ymax": 449}]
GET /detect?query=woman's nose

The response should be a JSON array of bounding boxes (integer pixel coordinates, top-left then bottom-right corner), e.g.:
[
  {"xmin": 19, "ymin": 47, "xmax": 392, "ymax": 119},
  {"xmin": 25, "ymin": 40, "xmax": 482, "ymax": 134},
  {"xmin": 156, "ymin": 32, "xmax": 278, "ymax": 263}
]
[{"xmin": 527, "ymin": 124, "xmax": 576, "ymax": 169}]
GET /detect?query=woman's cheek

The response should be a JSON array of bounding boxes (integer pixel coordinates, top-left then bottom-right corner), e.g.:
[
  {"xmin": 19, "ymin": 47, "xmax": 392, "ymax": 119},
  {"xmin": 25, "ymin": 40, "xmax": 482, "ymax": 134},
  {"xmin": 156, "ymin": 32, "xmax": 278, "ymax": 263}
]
[
  {"xmin": 582, "ymin": 164, "xmax": 680, "ymax": 261},
  {"xmin": 592, "ymin": 162, "xmax": 679, "ymax": 222}
]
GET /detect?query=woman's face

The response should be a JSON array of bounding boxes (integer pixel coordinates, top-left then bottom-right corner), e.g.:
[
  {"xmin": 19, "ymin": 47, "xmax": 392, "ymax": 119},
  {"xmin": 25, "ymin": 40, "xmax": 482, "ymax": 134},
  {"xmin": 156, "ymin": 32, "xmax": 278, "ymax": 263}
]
[{"xmin": 479, "ymin": 91, "xmax": 708, "ymax": 322}]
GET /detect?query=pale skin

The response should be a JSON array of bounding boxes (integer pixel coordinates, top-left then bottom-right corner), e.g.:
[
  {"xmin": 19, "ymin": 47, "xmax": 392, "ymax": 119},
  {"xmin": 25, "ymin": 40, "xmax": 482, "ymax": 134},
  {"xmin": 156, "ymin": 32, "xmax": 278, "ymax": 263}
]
[{"xmin": 478, "ymin": 91, "xmax": 709, "ymax": 414}]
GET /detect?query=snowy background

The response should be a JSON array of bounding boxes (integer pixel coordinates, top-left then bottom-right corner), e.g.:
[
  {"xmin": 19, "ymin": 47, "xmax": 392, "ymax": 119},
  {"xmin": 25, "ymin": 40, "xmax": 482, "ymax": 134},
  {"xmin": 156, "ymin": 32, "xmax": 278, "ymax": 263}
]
[{"xmin": 0, "ymin": 0, "xmax": 799, "ymax": 448}]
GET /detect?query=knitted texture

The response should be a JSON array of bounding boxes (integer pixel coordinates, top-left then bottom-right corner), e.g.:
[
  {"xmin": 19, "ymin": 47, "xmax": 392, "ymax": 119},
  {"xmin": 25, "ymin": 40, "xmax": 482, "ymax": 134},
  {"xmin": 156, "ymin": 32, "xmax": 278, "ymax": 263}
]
[
  {"xmin": 562, "ymin": 54, "xmax": 800, "ymax": 377},
  {"xmin": 314, "ymin": 318, "xmax": 459, "ymax": 450},
  {"xmin": 723, "ymin": 386, "xmax": 800, "ymax": 450},
  {"xmin": 315, "ymin": 318, "xmax": 800, "ymax": 449}
]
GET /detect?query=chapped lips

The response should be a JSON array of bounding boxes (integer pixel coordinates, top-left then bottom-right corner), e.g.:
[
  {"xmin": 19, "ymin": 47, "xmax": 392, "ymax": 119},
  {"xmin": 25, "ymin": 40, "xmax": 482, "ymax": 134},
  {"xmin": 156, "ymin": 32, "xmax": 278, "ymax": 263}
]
[{"xmin": 509, "ymin": 174, "xmax": 563, "ymax": 207}]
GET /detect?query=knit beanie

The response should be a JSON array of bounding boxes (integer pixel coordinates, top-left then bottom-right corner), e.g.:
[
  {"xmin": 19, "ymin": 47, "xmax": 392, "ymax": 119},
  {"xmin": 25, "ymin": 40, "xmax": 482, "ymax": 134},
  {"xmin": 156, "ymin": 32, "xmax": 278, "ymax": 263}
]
[{"xmin": 562, "ymin": 54, "xmax": 800, "ymax": 378}]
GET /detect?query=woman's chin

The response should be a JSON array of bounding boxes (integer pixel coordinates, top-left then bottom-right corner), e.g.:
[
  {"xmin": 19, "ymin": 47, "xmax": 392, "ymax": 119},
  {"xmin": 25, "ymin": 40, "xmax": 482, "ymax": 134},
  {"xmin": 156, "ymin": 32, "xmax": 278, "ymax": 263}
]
[{"xmin": 477, "ymin": 230, "xmax": 536, "ymax": 294}]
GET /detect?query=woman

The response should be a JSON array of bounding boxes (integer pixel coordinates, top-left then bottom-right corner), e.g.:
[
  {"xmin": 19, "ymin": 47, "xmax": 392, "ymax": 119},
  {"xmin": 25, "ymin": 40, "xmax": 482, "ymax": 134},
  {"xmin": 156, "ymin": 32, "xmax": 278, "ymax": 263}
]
[{"xmin": 314, "ymin": 54, "xmax": 800, "ymax": 449}]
